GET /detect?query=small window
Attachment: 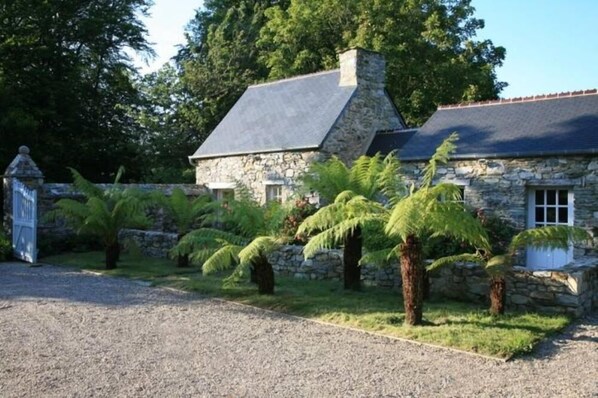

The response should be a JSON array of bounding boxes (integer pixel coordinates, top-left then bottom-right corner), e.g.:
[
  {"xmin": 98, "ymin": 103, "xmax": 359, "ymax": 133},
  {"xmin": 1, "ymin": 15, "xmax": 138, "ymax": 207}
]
[
  {"xmin": 440, "ymin": 186, "xmax": 465, "ymax": 205},
  {"xmin": 265, "ymin": 185, "xmax": 283, "ymax": 203},
  {"xmin": 214, "ymin": 189, "xmax": 234, "ymax": 202},
  {"xmin": 531, "ymin": 188, "xmax": 571, "ymax": 227}
]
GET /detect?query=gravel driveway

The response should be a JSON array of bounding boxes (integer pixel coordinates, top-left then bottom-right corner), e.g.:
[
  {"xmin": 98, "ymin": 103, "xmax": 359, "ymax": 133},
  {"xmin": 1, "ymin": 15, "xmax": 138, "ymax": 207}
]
[{"xmin": 0, "ymin": 262, "xmax": 596, "ymax": 398}]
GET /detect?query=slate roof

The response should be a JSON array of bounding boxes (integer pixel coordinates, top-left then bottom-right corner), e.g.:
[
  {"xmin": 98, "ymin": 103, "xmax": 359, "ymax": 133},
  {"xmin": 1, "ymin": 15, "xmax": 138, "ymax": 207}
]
[
  {"xmin": 190, "ymin": 70, "xmax": 356, "ymax": 159},
  {"xmin": 368, "ymin": 91, "xmax": 598, "ymax": 160}
]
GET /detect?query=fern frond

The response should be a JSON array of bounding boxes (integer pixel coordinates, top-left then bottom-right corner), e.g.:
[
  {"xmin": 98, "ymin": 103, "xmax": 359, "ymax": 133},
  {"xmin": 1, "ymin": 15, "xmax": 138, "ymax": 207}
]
[
  {"xmin": 484, "ymin": 254, "xmax": 512, "ymax": 277},
  {"xmin": 509, "ymin": 225, "xmax": 591, "ymax": 254},
  {"xmin": 238, "ymin": 236, "xmax": 283, "ymax": 266},
  {"xmin": 359, "ymin": 246, "xmax": 400, "ymax": 267},
  {"xmin": 421, "ymin": 132, "xmax": 458, "ymax": 188},
  {"xmin": 201, "ymin": 244, "xmax": 243, "ymax": 275},
  {"xmin": 427, "ymin": 253, "xmax": 485, "ymax": 272},
  {"xmin": 68, "ymin": 168, "xmax": 103, "ymax": 198}
]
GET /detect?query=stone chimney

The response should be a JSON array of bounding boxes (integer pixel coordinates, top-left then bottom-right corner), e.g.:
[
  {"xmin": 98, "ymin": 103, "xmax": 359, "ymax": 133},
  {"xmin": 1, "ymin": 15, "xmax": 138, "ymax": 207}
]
[{"xmin": 338, "ymin": 48, "xmax": 386, "ymax": 88}]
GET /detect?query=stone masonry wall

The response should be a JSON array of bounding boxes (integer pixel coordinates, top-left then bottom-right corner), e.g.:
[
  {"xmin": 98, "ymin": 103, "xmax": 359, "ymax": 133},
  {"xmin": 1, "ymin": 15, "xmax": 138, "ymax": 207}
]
[
  {"xmin": 194, "ymin": 150, "xmax": 320, "ymax": 203},
  {"xmin": 37, "ymin": 183, "xmax": 206, "ymax": 254},
  {"xmin": 402, "ymin": 155, "xmax": 598, "ymax": 254},
  {"xmin": 118, "ymin": 229, "xmax": 178, "ymax": 258},
  {"xmin": 267, "ymin": 245, "xmax": 400, "ymax": 288}
]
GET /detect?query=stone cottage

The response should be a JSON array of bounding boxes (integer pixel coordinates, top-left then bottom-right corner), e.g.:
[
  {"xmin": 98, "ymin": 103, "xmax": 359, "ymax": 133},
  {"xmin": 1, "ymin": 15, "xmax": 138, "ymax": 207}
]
[
  {"xmin": 189, "ymin": 48, "xmax": 406, "ymax": 203},
  {"xmin": 191, "ymin": 48, "xmax": 597, "ymax": 270},
  {"xmin": 368, "ymin": 90, "xmax": 598, "ymax": 269}
]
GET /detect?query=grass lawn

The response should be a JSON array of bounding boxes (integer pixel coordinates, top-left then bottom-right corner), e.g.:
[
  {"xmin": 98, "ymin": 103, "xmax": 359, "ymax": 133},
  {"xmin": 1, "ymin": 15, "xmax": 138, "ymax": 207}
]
[{"xmin": 43, "ymin": 251, "xmax": 570, "ymax": 359}]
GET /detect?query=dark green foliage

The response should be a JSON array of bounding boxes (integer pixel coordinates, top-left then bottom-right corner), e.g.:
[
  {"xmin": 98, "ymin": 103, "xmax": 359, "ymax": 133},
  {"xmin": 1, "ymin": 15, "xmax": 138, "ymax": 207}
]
[
  {"xmin": 280, "ymin": 198, "xmax": 317, "ymax": 244},
  {"xmin": 0, "ymin": 231, "xmax": 11, "ymax": 260},
  {"xmin": 45, "ymin": 167, "xmax": 151, "ymax": 269},
  {"xmin": 0, "ymin": 0, "xmax": 153, "ymax": 183},
  {"xmin": 424, "ymin": 209, "xmax": 517, "ymax": 259}
]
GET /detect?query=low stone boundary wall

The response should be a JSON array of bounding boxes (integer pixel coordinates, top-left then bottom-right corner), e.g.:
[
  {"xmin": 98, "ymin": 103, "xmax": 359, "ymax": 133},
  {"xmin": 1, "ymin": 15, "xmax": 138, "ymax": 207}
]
[
  {"xmin": 108, "ymin": 233, "xmax": 598, "ymax": 317},
  {"xmin": 430, "ymin": 258, "xmax": 598, "ymax": 317},
  {"xmin": 268, "ymin": 245, "xmax": 400, "ymax": 288},
  {"xmin": 119, "ymin": 229, "xmax": 177, "ymax": 259}
]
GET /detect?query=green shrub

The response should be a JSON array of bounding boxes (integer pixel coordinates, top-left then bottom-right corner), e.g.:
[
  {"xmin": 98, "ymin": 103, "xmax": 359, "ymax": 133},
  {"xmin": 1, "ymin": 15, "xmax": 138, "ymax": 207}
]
[
  {"xmin": 425, "ymin": 208, "xmax": 517, "ymax": 259},
  {"xmin": 0, "ymin": 232, "xmax": 11, "ymax": 261}
]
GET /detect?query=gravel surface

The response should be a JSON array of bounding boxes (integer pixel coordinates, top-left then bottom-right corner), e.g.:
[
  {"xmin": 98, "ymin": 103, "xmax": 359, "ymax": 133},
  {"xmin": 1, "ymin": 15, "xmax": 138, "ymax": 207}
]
[{"xmin": 0, "ymin": 262, "xmax": 596, "ymax": 398}]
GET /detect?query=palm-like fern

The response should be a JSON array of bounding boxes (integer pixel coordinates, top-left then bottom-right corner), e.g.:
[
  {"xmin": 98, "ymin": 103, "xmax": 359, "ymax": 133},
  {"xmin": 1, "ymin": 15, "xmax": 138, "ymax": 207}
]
[
  {"xmin": 381, "ymin": 133, "xmax": 492, "ymax": 325},
  {"xmin": 154, "ymin": 188, "xmax": 211, "ymax": 267},
  {"xmin": 46, "ymin": 167, "xmax": 150, "ymax": 269},
  {"xmin": 298, "ymin": 153, "xmax": 404, "ymax": 290},
  {"xmin": 482, "ymin": 225, "xmax": 591, "ymax": 315},
  {"xmin": 173, "ymin": 197, "xmax": 289, "ymax": 294}
]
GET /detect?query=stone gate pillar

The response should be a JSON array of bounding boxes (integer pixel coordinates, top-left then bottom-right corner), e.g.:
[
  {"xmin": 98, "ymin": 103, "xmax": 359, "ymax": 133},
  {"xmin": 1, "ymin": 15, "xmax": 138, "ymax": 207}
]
[{"xmin": 3, "ymin": 146, "xmax": 44, "ymax": 236}]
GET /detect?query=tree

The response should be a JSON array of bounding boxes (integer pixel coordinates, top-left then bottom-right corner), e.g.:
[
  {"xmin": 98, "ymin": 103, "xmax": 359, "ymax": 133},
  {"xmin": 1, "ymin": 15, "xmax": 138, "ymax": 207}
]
[
  {"xmin": 154, "ymin": 188, "xmax": 211, "ymax": 267},
  {"xmin": 47, "ymin": 168, "xmax": 151, "ymax": 269},
  {"xmin": 129, "ymin": 65, "xmax": 198, "ymax": 183},
  {"xmin": 176, "ymin": 0, "xmax": 288, "ymax": 144},
  {"xmin": 298, "ymin": 154, "xmax": 404, "ymax": 290},
  {"xmin": 258, "ymin": 0, "xmax": 506, "ymax": 125},
  {"xmin": 173, "ymin": 194, "xmax": 288, "ymax": 294},
  {"xmin": 0, "ymin": 0, "xmax": 153, "ymax": 182},
  {"xmin": 482, "ymin": 226, "xmax": 591, "ymax": 315},
  {"xmin": 383, "ymin": 134, "xmax": 490, "ymax": 325}
]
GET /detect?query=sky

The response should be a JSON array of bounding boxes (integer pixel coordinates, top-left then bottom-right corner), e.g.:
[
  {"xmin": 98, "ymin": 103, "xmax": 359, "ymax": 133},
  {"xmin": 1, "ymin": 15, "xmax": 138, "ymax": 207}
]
[{"xmin": 136, "ymin": 0, "xmax": 598, "ymax": 98}]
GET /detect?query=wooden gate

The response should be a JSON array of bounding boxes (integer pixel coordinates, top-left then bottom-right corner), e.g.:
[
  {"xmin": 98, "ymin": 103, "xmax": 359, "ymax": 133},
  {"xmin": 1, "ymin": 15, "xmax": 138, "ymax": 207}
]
[{"xmin": 12, "ymin": 179, "xmax": 37, "ymax": 263}]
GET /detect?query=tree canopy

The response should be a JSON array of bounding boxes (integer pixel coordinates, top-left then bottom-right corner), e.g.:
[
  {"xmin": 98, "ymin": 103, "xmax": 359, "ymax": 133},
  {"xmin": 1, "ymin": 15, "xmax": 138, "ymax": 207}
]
[{"xmin": 0, "ymin": 0, "xmax": 153, "ymax": 182}]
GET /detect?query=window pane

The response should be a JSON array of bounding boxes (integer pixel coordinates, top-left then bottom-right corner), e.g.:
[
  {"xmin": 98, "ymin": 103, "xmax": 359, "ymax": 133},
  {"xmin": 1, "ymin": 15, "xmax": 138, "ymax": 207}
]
[
  {"xmin": 558, "ymin": 190, "xmax": 568, "ymax": 205},
  {"xmin": 558, "ymin": 207, "xmax": 568, "ymax": 224},
  {"xmin": 546, "ymin": 190, "xmax": 556, "ymax": 205},
  {"xmin": 535, "ymin": 190, "xmax": 544, "ymax": 205},
  {"xmin": 535, "ymin": 207, "xmax": 545, "ymax": 223},
  {"xmin": 547, "ymin": 207, "xmax": 556, "ymax": 223}
]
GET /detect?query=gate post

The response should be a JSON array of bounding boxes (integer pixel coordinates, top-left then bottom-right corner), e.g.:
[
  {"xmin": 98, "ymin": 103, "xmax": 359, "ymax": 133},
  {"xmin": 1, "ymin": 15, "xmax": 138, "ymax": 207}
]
[{"xmin": 3, "ymin": 146, "xmax": 44, "ymax": 237}]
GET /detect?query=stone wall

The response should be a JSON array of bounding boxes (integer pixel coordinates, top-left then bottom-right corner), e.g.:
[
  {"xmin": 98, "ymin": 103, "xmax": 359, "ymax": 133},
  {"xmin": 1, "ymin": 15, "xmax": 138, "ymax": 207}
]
[
  {"xmin": 269, "ymin": 245, "xmax": 597, "ymax": 317},
  {"xmin": 194, "ymin": 151, "xmax": 320, "ymax": 203},
  {"xmin": 36, "ymin": 183, "xmax": 206, "ymax": 255},
  {"xmin": 268, "ymin": 245, "xmax": 400, "ymax": 288},
  {"xmin": 119, "ymin": 229, "xmax": 178, "ymax": 258},
  {"xmin": 402, "ymin": 155, "xmax": 598, "ymax": 255}
]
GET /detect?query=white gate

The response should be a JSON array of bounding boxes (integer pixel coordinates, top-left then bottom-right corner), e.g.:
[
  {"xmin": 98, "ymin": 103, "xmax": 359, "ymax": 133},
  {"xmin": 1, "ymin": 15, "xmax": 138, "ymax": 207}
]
[{"xmin": 12, "ymin": 179, "xmax": 37, "ymax": 263}]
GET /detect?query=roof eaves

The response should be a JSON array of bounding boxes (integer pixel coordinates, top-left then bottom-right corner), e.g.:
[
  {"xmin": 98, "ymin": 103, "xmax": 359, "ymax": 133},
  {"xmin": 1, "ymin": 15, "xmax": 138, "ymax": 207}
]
[
  {"xmin": 400, "ymin": 148, "xmax": 598, "ymax": 162},
  {"xmin": 189, "ymin": 145, "xmax": 322, "ymax": 161}
]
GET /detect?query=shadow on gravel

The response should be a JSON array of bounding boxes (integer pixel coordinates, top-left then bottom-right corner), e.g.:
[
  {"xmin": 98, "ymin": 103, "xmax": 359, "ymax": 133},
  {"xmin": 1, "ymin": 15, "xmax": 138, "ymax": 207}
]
[
  {"xmin": 0, "ymin": 262, "xmax": 206, "ymax": 307},
  {"xmin": 516, "ymin": 313, "xmax": 598, "ymax": 362}
]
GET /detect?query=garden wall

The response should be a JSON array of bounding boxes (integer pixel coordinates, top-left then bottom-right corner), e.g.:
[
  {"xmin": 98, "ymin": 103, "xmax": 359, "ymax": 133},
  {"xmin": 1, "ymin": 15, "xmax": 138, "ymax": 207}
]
[{"xmin": 35, "ymin": 183, "xmax": 206, "ymax": 256}]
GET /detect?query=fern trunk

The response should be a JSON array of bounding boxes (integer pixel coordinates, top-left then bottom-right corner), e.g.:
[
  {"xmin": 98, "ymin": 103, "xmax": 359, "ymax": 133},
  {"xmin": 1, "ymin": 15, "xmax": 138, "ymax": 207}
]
[
  {"xmin": 400, "ymin": 235, "xmax": 424, "ymax": 326},
  {"xmin": 489, "ymin": 276, "xmax": 506, "ymax": 315},
  {"xmin": 343, "ymin": 226, "xmax": 362, "ymax": 291},
  {"xmin": 253, "ymin": 255, "xmax": 274, "ymax": 295},
  {"xmin": 105, "ymin": 242, "xmax": 119, "ymax": 270},
  {"xmin": 176, "ymin": 234, "xmax": 190, "ymax": 268}
]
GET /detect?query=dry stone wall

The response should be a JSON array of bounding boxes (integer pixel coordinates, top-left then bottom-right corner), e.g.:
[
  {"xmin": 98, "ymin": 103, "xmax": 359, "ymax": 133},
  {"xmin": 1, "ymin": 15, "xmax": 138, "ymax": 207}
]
[
  {"xmin": 119, "ymin": 229, "xmax": 178, "ymax": 258},
  {"xmin": 402, "ymin": 155, "xmax": 598, "ymax": 255}
]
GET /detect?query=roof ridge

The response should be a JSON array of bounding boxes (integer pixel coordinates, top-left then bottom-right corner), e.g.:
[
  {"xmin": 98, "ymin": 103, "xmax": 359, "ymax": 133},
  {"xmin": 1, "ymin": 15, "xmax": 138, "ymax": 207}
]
[
  {"xmin": 437, "ymin": 88, "xmax": 598, "ymax": 110},
  {"xmin": 249, "ymin": 69, "xmax": 341, "ymax": 89}
]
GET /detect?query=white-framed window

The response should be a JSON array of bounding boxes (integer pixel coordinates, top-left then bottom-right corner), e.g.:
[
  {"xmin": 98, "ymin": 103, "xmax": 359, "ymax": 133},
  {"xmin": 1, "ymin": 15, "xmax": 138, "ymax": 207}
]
[
  {"xmin": 207, "ymin": 182, "xmax": 235, "ymax": 202},
  {"xmin": 265, "ymin": 184, "xmax": 283, "ymax": 203},
  {"xmin": 214, "ymin": 189, "xmax": 234, "ymax": 202},
  {"xmin": 439, "ymin": 185, "xmax": 466, "ymax": 205},
  {"xmin": 529, "ymin": 188, "xmax": 572, "ymax": 227},
  {"xmin": 526, "ymin": 187, "xmax": 574, "ymax": 269}
]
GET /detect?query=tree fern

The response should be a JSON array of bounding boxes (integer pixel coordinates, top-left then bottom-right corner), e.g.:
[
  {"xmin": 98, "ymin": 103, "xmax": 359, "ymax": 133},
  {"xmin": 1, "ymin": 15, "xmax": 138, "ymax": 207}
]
[{"xmin": 421, "ymin": 132, "xmax": 458, "ymax": 188}]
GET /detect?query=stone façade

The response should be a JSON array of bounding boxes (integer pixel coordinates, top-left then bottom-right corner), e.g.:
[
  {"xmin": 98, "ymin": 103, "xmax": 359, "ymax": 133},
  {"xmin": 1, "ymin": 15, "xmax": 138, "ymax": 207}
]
[{"xmin": 401, "ymin": 155, "xmax": 598, "ymax": 255}]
